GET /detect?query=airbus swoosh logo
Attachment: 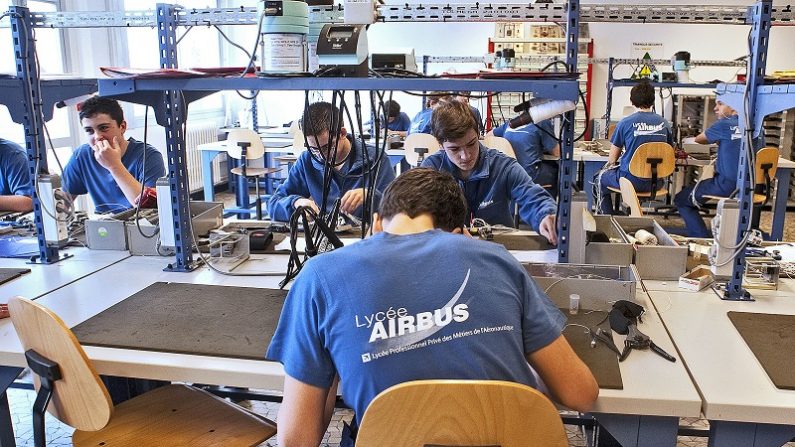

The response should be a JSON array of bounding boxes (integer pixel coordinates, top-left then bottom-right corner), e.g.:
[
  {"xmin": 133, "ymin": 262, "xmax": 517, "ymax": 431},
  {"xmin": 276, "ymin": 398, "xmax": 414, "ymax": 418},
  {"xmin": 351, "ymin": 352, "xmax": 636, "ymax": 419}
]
[{"xmin": 372, "ymin": 269, "xmax": 471, "ymax": 351}]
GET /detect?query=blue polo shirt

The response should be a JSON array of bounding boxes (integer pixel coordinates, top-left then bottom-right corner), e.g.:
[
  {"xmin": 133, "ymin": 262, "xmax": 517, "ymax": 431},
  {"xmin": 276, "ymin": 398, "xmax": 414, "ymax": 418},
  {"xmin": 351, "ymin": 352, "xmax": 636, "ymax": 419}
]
[
  {"xmin": 387, "ymin": 112, "xmax": 411, "ymax": 132},
  {"xmin": 493, "ymin": 120, "xmax": 558, "ymax": 175},
  {"xmin": 705, "ymin": 115, "xmax": 765, "ymax": 191},
  {"xmin": 421, "ymin": 145, "xmax": 557, "ymax": 230},
  {"xmin": 611, "ymin": 111, "xmax": 673, "ymax": 176},
  {"xmin": 267, "ymin": 138, "xmax": 396, "ymax": 222},
  {"xmin": 408, "ymin": 108, "xmax": 433, "ymax": 135},
  {"xmin": 0, "ymin": 138, "xmax": 33, "ymax": 197},
  {"xmin": 62, "ymin": 138, "xmax": 165, "ymax": 213}
]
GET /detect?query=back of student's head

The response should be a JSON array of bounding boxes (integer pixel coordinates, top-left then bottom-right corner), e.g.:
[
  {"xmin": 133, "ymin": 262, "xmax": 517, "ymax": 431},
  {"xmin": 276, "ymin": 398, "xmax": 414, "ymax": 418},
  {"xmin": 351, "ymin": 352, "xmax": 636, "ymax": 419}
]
[
  {"xmin": 299, "ymin": 101, "xmax": 344, "ymax": 136},
  {"xmin": 426, "ymin": 91, "xmax": 453, "ymax": 108},
  {"xmin": 384, "ymin": 100, "xmax": 401, "ymax": 118},
  {"xmin": 431, "ymin": 99, "xmax": 477, "ymax": 143},
  {"xmin": 630, "ymin": 80, "xmax": 655, "ymax": 109},
  {"xmin": 379, "ymin": 168, "xmax": 467, "ymax": 232},
  {"xmin": 79, "ymin": 96, "xmax": 124, "ymax": 126}
]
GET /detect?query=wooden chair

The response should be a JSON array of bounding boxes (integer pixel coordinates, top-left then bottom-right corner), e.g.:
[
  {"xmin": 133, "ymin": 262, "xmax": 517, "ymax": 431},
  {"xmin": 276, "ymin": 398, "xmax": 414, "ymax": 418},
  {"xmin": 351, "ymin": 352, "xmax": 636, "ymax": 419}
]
[
  {"xmin": 7, "ymin": 296, "xmax": 276, "ymax": 447},
  {"xmin": 226, "ymin": 128, "xmax": 281, "ymax": 219},
  {"xmin": 607, "ymin": 123, "xmax": 617, "ymax": 140},
  {"xmin": 483, "ymin": 134, "xmax": 516, "ymax": 158},
  {"xmin": 355, "ymin": 380, "xmax": 568, "ymax": 447},
  {"xmin": 403, "ymin": 133, "xmax": 440, "ymax": 168},
  {"xmin": 608, "ymin": 142, "xmax": 675, "ymax": 213},
  {"xmin": 702, "ymin": 147, "xmax": 779, "ymax": 206},
  {"xmin": 619, "ymin": 177, "xmax": 644, "ymax": 216}
]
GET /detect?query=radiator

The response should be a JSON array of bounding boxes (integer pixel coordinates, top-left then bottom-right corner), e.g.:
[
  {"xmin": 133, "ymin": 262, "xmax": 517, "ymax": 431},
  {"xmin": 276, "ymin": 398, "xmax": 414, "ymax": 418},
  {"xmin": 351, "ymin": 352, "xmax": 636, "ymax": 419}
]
[{"xmin": 185, "ymin": 122, "xmax": 226, "ymax": 193}]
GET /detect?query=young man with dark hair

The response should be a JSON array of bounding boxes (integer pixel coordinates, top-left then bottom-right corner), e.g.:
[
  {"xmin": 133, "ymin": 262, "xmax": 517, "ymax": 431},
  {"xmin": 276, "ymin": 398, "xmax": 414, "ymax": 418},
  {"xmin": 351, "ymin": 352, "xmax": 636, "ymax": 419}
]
[
  {"xmin": 382, "ymin": 100, "xmax": 411, "ymax": 137},
  {"xmin": 0, "ymin": 138, "xmax": 33, "ymax": 212},
  {"xmin": 594, "ymin": 80, "xmax": 673, "ymax": 214},
  {"xmin": 268, "ymin": 168, "xmax": 598, "ymax": 447},
  {"xmin": 62, "ymin": 96, "xmax": 165, "ymax": 213},
  {"xmin": 267, "ymin": 101, "xmax": 396, "ymax": 221},
  {"xmin": 493, "ymin": 119, "xmax": 560, "ymax": 197},
  {"xmin": 456, "ymin": 91, "xmax": 485, "ymax": 135},
  {"xmin": 673, "ymin": 100, "xmax": 764, "ymax": 237},
  {"xmin": 420, "ymin": 100, "xmax": 559, "ymax": 244}
]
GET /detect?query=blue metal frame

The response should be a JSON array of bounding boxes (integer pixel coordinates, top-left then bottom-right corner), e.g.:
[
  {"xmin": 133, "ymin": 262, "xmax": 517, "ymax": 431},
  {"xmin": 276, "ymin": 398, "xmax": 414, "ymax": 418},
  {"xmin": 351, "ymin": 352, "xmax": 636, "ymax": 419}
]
[
  {"xmin": 156, "ymin": 3, "xmax": 198, "ymax": 272},
  {"xmin": 721, "ymin": 0, "xmax": 772, "ymax": 301},
  {"xmin": 557, "ymin": 0, "xmax": 579, "ymax": 263},
  {"xmin": 10, "ymin": 6, "xmax": 66, "ymax": 265}
]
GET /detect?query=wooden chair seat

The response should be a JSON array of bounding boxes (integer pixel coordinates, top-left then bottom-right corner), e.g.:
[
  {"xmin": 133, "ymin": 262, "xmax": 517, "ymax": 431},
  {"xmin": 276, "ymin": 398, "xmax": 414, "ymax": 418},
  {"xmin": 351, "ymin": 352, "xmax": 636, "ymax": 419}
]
[
  {"xmin": 607, "ymin": 185, "xmax": 668, "ymax": 198},
  {"xmin": 72, "ymin": 384, "xmax": 275, "ymax": 447},
  {"xmin": 229, "ymin": 166, "xmax": 281, "ymax": 177},
  {"xmin": 702, "ymin": 194, "xmax": 768, "ymax": 205}
]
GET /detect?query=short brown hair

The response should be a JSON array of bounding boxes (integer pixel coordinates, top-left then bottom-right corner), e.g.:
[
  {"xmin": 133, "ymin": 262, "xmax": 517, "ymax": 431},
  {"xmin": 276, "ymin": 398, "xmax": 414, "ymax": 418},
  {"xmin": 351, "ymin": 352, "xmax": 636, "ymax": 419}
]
[
  {"xmin": 79, "ymin": 96, "xmax": 124, "ymax": 125},
  {"xmin": 431, "ymin": 100, "xmax": 477, "ymax": 143},
  {"xmin": 299, "ymin": 101, "xmax": 344, "ymax": 136},
  {"xmin": 379, "ymin": 168, "xmax": 468, "ymax": 232},
  {"xmin": 630, "ymin": 80, "xmax": 655, "ymax": 109}
]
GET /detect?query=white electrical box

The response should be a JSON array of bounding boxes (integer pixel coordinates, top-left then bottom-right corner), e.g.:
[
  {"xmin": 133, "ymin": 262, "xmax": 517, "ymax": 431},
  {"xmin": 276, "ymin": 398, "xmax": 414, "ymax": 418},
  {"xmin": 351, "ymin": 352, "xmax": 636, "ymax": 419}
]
[
  {"xmin": 37, "ymin": 175, "xmax": 69, "ymax": 246},
  {"xmin": 710, "ymin": 198, "xmax": 741, "ymax": 277}
]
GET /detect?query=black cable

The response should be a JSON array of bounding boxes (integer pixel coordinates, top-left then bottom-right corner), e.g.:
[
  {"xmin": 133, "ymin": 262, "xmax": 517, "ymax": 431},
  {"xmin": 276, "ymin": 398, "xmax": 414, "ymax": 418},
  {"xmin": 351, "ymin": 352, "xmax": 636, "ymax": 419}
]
[{"xmin": 133, "ymin": 105, "xmax": 159, "ymax": 239}]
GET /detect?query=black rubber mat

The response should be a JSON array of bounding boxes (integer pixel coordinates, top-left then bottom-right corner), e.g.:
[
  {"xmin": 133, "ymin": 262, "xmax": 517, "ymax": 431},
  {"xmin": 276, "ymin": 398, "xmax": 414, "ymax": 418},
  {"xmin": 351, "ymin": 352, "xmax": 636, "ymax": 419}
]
[
  {"xmin": 490, "ymin": 234, "xmax": 554, "ymax": 251},
  {"xmin": 72, "ymin": 282, "xmax": 288, "ymax": 360},
  {"xmin": 0, "ymin": 268, "xmax": 31, "ymax": 286},
  {"xmin": 728, "ymin": 311, "xmax": 795, "ymax": 390},
  {"xmin": 562, "ymin": 309, "xmax": 623, "ymax": 390}
]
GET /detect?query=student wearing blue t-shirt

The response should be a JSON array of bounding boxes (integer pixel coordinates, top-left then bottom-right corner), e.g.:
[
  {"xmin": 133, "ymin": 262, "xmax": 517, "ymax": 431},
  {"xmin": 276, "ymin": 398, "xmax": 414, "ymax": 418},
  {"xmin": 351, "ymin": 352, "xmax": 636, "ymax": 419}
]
[
  {"xmin": 673, "ymin": 101, "xmax": 763, "ymax": 237},
  {"xmin": 493, "ymin": 119, "xmax": 560, "ymax": 196},
  {"xmin": 268, "ymin": 168, "xmax": 598, "ymax": 447},
  {"xmin": 0, "ymin": 138, "xmax": 33, "ymax": 212},
  {"xmin": 407, "ymin": 91, "xmax": 450, "ymax": 135},
  {"xmin": 267, "ymin": 101, "xmax": 396, "ymax": 222},
  {"xmin": 421, "ymin": 100, "xmax": 559, "ymax": 244},
  {"xmin": 62, "ymin": 97, "xmax": 165, "ymax": 213},
  {"xmin": 382, "ymin": 100, "xmax": 411, "ymax": 137},
  {"xmin": 594, "ymin": 81, "xmax": 673, "ymax": 214}
]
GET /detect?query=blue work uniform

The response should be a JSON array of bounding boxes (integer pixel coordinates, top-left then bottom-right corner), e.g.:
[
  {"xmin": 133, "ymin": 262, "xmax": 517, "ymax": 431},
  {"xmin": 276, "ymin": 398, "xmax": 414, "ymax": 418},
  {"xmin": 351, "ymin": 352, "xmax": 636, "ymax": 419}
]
[
  {"xmin": 0, "ymin": 138, "xmax": 33, "ymax": 198},
  {"xmin": 387, "ymin": 112, "xmax": 411, "ymax": 132},
  {"xmin": 62, "ymin": 138, "xmax": 165, "ymax": 214},
  {"xmin": 595, "ymin": 111, "xmax": 673, "ymax": 214},
  {"xmin": 267, "ymin": 138, "xmax": 396, "ymax": 222},
  {"xmin": 494, "ymin": 120, "xmax": 559, "ymax": 195},
  {"xmin": 421, "ymin": 145, "xmax": 557, "ymax": 230},
  {"xmin": 267, "ymin": 229, "xmax": 566, "ymax": 445},
  {"xmin": 674, "ymin": 115, "xmax": 765, "ymax": 237},
  {"xmin": 408, "ymin": 108, "xmax": 433, "ymax": 135}
]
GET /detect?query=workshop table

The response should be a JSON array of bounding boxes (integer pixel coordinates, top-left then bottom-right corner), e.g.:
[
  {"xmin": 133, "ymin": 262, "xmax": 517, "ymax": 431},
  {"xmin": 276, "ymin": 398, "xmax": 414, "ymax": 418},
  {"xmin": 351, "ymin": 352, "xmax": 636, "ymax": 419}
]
[{"xmin": 647, "ymin": 286, "xmax": 795, "ymax": 447}]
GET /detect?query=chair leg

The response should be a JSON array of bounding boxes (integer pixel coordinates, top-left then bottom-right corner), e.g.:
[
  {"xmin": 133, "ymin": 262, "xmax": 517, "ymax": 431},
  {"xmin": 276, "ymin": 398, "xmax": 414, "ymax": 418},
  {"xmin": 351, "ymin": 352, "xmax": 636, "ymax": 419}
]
[
  {"xmin": 255, "ymin": 177, "xmax": 262, "ymax": 220},
  {"xmin": 751, "ymin": 204, "xmax": 763, "ymax": 231},
  {"xmin": 25, "ymin": 350, "xmax": 62, "ymax": 447}
]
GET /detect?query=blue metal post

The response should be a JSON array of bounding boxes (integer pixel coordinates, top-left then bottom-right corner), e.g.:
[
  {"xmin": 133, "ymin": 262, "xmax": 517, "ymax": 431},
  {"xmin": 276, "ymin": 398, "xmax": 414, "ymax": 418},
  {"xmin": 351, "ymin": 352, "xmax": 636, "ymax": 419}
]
[
  {"xmin": 605, "ymin": 57, "xmax": 615, "ymax": 122},
  {"xmin": 10, "ymin": 6, "xmax": 64, "ymax": 264},
  {"xmin": 557, "ymin": 0, "xmax": 579, "ymax": 263},
  {"xmin": 724, "ymin": 0, "xmax": 771, "ymax": 300},
  {"xmin": 157, "ymin": 3, "xmax": 197, "ymax": 272}
]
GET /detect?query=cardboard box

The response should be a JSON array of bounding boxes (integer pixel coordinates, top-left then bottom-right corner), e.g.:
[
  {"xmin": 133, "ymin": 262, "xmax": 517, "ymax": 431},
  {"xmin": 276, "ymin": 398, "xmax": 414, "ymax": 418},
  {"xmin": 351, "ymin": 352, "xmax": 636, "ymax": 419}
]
[
  {"xmin": 585, "ymin": 216, "xmax": 634, "ymax": 266},
  {"xmin": 678, "ymin": 266, "xmax": 714, "ymax": 291},
  {"xmin": 523, "ymin": 262, "xmax": 639, "ymax": 308},
  {"xmin": 613, "ymin": 216, "xmax": 688, "ymax": 280}
]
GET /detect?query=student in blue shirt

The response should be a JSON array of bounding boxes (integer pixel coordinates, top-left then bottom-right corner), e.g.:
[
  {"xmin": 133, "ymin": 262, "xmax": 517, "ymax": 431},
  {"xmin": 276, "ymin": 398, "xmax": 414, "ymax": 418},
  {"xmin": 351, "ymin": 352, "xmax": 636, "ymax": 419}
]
[
  {"xmin": 594, "ymin": 81, "xmax": 673, "ymax": 214},
  {"xmin": 62, "ymin": 96, "xmax": 165, "ymax": 213},
  {"xmin": 673, "ymin": 101, "xmax": 763, "ymax": 237},
  {"xmin": 407, "ymin": 91, "xmax": 450, "ymax": 135},
  {"xmin": 382, "ymin": 100, "xmax": 411, "ymax": 137},
  {"xmin": 0, "ymin": 138, "xmax": 33, "ymax": 212},
  {"xmin": 456, "ymin": 92, "xmax": 485, "ymax": 135},
  {"xmin": 493, "ymin": 119, "xmax": 560, "ymax": 196},
  {"xmin": 421, "ymin": 100, "xmax": 559, "ymax": 244},
  {"xmin": 268, "ymin": 168, "xmax": 598, "ymax": 447},
  {"xmin": 267, "ymin": 101, "xmax": 396, "ymax": 222}
]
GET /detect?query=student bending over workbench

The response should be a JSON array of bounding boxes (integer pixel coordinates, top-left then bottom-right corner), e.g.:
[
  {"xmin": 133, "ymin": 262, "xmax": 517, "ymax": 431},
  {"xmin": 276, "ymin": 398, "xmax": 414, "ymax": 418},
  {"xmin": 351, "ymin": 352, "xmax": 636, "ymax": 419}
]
[{"xmin": 0, "ymin": 138, "xmax": 33, "ymax": 212}]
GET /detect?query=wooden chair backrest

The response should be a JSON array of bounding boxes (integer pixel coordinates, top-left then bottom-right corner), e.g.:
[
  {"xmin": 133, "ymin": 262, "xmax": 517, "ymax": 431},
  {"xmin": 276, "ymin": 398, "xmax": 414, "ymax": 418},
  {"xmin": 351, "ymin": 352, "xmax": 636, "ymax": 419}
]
[
  {"xmin": 403, "ymin": 133, "xmax": 441, "ymax": 167},
  {"xmin": 755, "ymin": 147, "xmax": 779, "ymax": 185},
  {"xmin": 619, "ymin": 177, "xmax": 644, "ymax": 217},
  {"xmin": 607, "ymin": 124, "xmax": 617, "ymax": 140},
  {"xmin": 482, "ymin": 135, "xmax": 516, "ymax": 159},
  {"xmin": 226, "ymin": 128, "xmax": 266, "ymax": 161},
  {"xmin": 8, "ymin": 296, "xmax": 113, "ymax": 431},
  {"xmin": 356, "ymin": 380, "xmax": 568, "ymax": 447},
  {"xmin": 628, "ymin": 142, "xmax": 675, "ymax": 179}
]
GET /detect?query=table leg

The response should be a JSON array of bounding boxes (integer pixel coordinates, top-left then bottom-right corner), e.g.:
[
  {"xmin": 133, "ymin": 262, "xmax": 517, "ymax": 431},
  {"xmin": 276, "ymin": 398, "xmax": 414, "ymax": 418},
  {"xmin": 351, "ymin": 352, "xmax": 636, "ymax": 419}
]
[
  {"xmin": 708, "ymin": 420, "xmax": 795, "ymax": 447},
  {"xmin": 592, "ymin": 413, "xmax": 679, "ymax": 447},
  {"xmin": 201, "ymin": 150, "xmax": 221, "ymax": 203},
  {"xmin": 0, "ymin": 366, "xmax": 22, "ymax": 447},
  {"xmin": 771, "ymin": 167, "xmax": 791, "ymax": 240}
]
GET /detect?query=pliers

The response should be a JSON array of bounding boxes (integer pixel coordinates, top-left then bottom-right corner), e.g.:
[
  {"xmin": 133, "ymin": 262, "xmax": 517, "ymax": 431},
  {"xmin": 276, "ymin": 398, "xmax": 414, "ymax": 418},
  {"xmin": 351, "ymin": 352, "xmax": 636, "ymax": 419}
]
[
  {"xmin": 619, "ymin": 325, "xmax": 677, "ymax": 363},
  {"xmin": 590, "ymin": 327, "xmax": 622, "ymax": 357}
]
